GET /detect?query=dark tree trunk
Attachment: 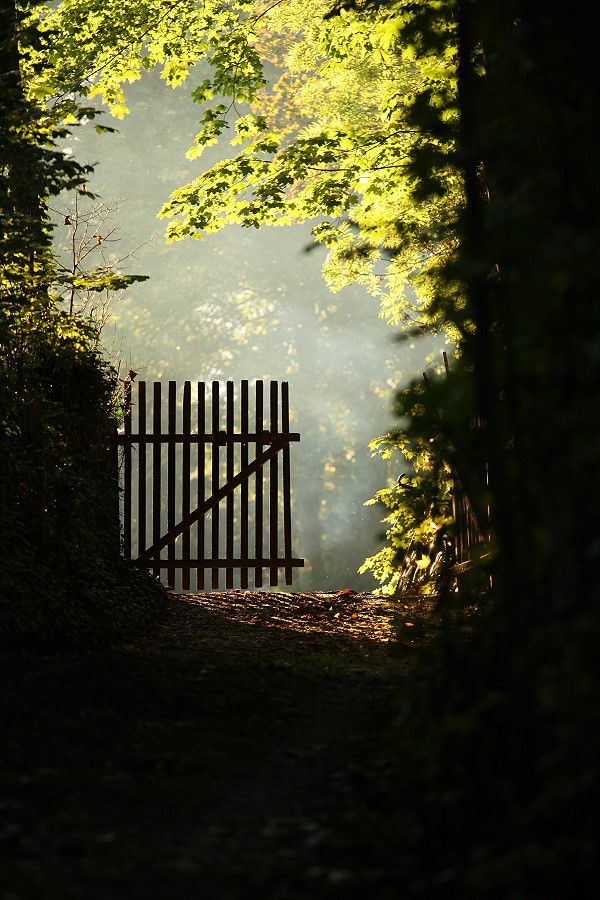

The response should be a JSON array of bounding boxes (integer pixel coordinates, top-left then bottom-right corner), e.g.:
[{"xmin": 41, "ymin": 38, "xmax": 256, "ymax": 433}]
[{"xmin": 0, "ymin": 0, "xmax": 21, "ymax": 100}]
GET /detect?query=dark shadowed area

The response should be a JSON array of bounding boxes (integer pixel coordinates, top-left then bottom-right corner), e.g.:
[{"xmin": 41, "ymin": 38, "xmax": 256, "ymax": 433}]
[{"xmin": 0, "ymin": 591, "xmax": 437, "ymax": 899}]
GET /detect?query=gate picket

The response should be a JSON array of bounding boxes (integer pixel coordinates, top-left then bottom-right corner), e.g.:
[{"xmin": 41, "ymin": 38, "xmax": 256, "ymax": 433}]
[
  {"xmin": 269, "ymin": 381, "xmax": 279, "ymax": 587},
  {"xmin": 116, "ymin": 379, "xmax": 303, "ymax": 590},
  {"xmin": 226, "ymin": 382, "xmax": 235, "ymax": 590},
  {"xmin": 240, "ymin": 381, "xmax": 249, "ymax": 589},
  {"xmin": 197, "ymin": 384, "xmax": 206, "ymax": 590},
  {"xmin": 282, "ymin": 382, "xmax": 293, "ymax": 586},
  {"xmin": 152, "ymin": 383, "xmax": 161, "ymax": 580},
  {"xmin": 138, "ymin": 381, "xmax": 147, "ymax": 560},
  {"xmin": 167, "ymin": 382, "xmax": 176, "ymax": 581},
  {"xmin": 211, "ymin": 381, "xmax": 220, "ymax": 589},
  {"xmin": 123, "ymin": 379, "xmax": 132, "ymax": 560},
  {"xmin": 254, "ymin": 380, "xmax": 264, "ymax": 588},
  {"xmin": 181, "ymin": 381, "xmax": 191, "ymax": 590}
]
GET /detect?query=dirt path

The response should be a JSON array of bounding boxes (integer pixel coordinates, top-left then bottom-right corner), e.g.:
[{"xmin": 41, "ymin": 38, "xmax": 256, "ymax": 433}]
[{"xmin": 1, "ymin": 591, "xmax": 431, "ymax": 899}]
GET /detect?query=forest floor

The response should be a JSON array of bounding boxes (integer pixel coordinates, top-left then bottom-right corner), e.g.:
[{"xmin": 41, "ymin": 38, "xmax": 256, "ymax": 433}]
[{"xmin": 1, "ymin": 590, "xmax": 438, "ymax": 900}]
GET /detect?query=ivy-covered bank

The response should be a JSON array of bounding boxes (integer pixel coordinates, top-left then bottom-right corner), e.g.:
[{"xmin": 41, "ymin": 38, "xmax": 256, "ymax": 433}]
[{"xmin": 0, "ymin": 0, "xmax": 165, "ymax": 648}]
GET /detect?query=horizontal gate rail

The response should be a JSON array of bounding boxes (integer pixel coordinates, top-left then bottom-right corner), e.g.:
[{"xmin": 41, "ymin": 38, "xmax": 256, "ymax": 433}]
[
  {"xmin": 144, "ymin": 558, "xmax": 305, "ymax": 569},
  {"xmin": 117, "ymin": 379, "xmax": 304, "ymax": 591},
  {"xmin": 115, "ymin": 432, "xmax": 300, "ymax": 444}
]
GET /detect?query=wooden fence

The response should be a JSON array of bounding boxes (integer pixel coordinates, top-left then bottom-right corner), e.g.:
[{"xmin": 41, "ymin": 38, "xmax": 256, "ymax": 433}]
[{"xmin": 115, "ymin": 379, "xmax": 304, "ymax": 591}]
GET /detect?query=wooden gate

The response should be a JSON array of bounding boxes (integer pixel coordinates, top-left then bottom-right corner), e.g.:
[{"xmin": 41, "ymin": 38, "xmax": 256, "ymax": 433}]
[{"xmin": 115, "ymin": 379, "xmax": 304, "ymax": 590}]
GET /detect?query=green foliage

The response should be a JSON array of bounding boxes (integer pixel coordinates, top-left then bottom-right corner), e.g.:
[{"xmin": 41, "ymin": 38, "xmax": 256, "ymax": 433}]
[
  {"xmin": 359, "ymin": 421, "xmax": 453, "ymax": 595},
  {"xmin": 30, "ymin": 0, "xmax": 465, "ymax": 588},
  {"xmin": 30, "ymin": 0, "xmax": 262, "ymax": 116},
  {"xmin": 1, "ymin": 0, "xmax": 165, "ymax": 647},
  {"xmin": 156, "ymin": 0, "xmax": 464, "ymax": 336},
  {"xmin": 0, "ymin": 96, "xmax": 91, "ymax": 307},
  {"xmin": 360, "ymin": 0, "xmax": 600, "ymax": 895},
  {"xmin": 31, "ymin": 0, "xmax": 463, "ymax": 333}
]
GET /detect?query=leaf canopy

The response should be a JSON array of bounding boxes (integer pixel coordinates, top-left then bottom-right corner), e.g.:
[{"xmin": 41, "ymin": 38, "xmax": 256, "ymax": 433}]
[{"xmin": 32, "ymin": 0, "xmax": 465, "ymax": 338}]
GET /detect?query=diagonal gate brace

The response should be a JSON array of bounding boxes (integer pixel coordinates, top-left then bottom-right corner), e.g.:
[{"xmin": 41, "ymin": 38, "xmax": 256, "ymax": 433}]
[{"xmin": 137, "ymin": 441, "xmax": 287, "ymax": 563}]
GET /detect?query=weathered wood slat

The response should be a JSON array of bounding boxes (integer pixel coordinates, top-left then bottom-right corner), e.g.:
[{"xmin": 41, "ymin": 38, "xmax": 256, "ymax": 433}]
[
  {"xmin": 211, "ymin": 381, "xmax": 220, "ymax": 589},
  {"xmin": 281, "ymin": 382, "xmax": 293, "ymax": 585},
  {"xmin": 197, "ymin": 383, "xmax": 206, "ymax": 591},
  {"xmin": 123, "ymin": 381, "xmax": 132, "ymax": 559},
  {"xmin": 152, "ymin": 382, "xmax": 161, "ymax": 579},
  {"xmin": 254, "ymin": 380, "xmax": 264, "ymax": 588},
  {"xmin": 167, "ymin": 381, "xmax": 176, "ymax": 586},
  {"xmin": 226, "ymin": 381, "xmax": 234, "ymax": 589},
  {"xmin": 181, "ymin": 381, "xmax": 191, "ymax": 591},
  {"xmin": 138, "ymin": 382, "xmax": 147, "ymax": 559},
  {"xmin": 240, "ymin": 380, "xmax": 249, "ymax": 589},
  {"xmin": 269, "ymin": 380, "xmax": 278, "ymax": 587}
]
